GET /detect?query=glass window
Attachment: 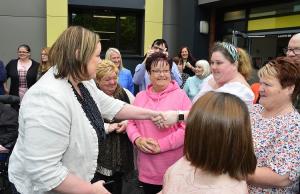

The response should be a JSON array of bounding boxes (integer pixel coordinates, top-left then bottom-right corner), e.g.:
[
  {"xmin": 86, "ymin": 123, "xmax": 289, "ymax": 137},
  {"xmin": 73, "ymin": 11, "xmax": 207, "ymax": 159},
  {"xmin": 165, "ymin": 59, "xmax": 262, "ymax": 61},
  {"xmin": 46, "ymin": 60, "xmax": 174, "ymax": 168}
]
[
  {"xmin": 249, "ymin": 1, "xmax": 300, "ymax": 18},
  {"xmin": 224, "ymin": 10, "xmax": 246, "ymax": 21},
  {"xmin": 69, "ymin": 7, "xmax": 143, "ymax": 55}
]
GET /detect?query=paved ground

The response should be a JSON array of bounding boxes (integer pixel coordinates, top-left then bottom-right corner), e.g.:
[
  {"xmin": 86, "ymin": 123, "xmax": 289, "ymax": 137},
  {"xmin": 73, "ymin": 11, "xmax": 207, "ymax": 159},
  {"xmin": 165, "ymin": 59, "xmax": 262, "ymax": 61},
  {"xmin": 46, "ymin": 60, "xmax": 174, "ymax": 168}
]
[{"xmin": 0, "ymin": 171, "xmax": 144, "ymax": 194}]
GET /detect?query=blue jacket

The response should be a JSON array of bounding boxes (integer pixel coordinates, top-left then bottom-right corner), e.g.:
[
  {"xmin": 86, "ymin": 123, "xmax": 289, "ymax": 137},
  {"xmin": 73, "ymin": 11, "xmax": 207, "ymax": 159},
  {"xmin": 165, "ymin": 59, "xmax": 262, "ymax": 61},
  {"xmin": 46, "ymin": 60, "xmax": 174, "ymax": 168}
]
[{"xmin": 118, "ymin": 67, "xmax": 134, "ymax": 94}]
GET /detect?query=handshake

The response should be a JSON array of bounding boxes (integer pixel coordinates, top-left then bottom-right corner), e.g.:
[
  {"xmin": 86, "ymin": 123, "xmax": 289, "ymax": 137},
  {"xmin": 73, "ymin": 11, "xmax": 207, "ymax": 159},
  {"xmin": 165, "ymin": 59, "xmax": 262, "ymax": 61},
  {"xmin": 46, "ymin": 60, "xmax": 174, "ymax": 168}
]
[{"xmin": 151, "ymin": 110, "xmax": 186, "ymax": 128}]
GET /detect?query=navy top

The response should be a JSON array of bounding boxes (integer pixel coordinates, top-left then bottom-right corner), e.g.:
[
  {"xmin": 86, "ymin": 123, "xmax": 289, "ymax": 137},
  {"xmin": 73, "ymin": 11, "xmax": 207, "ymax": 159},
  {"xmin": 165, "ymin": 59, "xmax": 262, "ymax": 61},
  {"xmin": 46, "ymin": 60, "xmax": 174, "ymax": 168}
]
[{"xmin": 0, "ymin": 60, "xmax": 6, "ymax": 95}]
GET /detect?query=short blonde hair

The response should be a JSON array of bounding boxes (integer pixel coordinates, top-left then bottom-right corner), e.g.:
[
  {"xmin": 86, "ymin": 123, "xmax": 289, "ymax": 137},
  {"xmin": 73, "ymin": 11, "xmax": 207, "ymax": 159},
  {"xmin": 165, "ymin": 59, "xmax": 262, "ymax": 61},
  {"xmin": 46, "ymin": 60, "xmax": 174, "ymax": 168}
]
[
  {"xmin": 105, "ymin": 48, "xmax": 123, "ymax": 69},
  {"xmin": 195, "ymin": 60, "xmax": 210, "ymax": 77},
  {"xmin": 96, "ymin": 59, "xmax": 119, "ymax": 81},
  {"xmin": 258, "ymin": 56, "xmax": 300, "ymax": 102},
  {"xmin": 49, "ymin": 26, "xmax": 100, "ymax": 81}
]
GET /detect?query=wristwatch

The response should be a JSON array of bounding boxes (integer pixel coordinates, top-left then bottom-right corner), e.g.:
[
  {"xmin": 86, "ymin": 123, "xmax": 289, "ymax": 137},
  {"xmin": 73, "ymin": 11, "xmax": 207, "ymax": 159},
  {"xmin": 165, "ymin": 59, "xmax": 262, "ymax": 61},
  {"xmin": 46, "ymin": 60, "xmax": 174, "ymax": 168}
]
[{"xmin": 177, "ymin": 111, "xmax": 185, "ymax": 122}]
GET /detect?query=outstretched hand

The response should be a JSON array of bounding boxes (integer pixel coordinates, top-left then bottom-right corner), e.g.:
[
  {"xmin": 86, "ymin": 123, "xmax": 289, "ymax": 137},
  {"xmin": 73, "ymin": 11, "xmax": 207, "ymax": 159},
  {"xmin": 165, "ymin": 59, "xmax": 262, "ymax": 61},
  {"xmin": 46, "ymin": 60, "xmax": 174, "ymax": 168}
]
[{"xmin": 152, "ymin": 111, "xmax": 180, "ymax": 128}]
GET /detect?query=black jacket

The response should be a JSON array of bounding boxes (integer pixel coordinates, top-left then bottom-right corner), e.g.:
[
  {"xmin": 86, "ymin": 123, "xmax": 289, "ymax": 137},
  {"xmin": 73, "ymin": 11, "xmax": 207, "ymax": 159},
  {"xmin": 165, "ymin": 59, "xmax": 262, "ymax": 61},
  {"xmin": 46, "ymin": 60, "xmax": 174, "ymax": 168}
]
[
  {"xmin": 0, "ymin": 102, "xmax": 18, "ymax": 149},
  {"xmin": 6, "ymin": 59, "xmax": 39, "ymax": 97}
]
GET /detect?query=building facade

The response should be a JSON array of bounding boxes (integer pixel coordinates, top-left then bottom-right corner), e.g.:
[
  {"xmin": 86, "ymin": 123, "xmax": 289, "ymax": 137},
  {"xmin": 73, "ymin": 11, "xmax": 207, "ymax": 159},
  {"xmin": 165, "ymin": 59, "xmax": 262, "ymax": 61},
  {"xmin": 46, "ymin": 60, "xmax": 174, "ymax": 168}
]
[{"xmin": 0, "ymin": 0, "xmax": 299, "ymax": 71}]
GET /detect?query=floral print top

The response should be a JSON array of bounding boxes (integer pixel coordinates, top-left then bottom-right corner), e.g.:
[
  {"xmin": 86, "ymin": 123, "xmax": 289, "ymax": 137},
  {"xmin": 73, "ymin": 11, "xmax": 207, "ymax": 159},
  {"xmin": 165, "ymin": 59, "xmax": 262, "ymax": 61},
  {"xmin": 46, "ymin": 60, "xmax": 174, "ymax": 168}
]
[{"xmin": 248, "ymin": 104, "xmax": 300, "ymax": 193}]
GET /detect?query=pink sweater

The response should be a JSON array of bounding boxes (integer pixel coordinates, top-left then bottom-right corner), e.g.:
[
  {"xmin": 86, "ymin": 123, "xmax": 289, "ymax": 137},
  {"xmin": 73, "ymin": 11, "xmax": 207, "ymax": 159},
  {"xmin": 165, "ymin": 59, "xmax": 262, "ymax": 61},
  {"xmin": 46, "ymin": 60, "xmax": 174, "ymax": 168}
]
[
  {"xmin": 159, "ymin": 157, "xmax": 249, "ymax": 194},
  {"xmin": 127, "ymin": 81, "xmax": 191, "ymax": 185}
]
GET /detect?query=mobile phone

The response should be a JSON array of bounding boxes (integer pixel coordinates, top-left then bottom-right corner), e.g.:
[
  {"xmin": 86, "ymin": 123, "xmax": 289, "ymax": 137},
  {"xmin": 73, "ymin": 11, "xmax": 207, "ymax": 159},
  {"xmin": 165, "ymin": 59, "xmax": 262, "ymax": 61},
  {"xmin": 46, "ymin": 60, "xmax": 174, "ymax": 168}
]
[
  {"xmin": 103, "ymin": 180, "xmax": 115, "ymax": 186},
  {"xmin": 103, "ymin": 180, "xmax": 115, "ymax": 190}
]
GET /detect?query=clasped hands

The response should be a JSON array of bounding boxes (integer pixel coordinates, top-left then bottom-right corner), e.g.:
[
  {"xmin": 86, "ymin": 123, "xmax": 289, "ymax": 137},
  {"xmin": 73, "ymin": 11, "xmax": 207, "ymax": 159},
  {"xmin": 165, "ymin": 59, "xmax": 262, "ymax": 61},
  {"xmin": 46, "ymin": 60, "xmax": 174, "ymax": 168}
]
[
  {"xmin": 135, "ymin": 137, "xmax": 160, "ymax": 154},
  {"xmin": 107, "ymin": 121, "xmax": 127, "ymax": 133}
]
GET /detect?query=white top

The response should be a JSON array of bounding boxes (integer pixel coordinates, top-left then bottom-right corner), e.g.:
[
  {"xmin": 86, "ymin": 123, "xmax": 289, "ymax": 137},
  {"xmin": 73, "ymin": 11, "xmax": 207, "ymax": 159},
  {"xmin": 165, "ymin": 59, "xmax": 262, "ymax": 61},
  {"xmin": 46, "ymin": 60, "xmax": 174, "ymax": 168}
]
[
  {"xmin": 8, "ymin": 67, "xmax": 125, "ymax": 194},
  {"xmin": 193, "ymin": 75, "xmax": 254, "ymax": 107}
]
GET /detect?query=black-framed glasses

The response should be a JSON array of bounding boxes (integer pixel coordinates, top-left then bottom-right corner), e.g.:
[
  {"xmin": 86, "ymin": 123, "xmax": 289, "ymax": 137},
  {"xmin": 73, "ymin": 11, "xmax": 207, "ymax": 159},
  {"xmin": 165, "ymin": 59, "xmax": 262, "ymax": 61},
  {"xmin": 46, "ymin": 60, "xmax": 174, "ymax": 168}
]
[
  {"xmin": 18, "ymin": 51, "xmax": 29, "ymax": 54},
  {"xmin": 152, "ymin": 45, "xmax": 166, "ymax": 52},
  {"xmin": 151, "ymin": 69, "xmax": 170, "ymax": 75},
  {"xmin": 283, "ymin": 47, "xmax": 300, "ymax": 55}
]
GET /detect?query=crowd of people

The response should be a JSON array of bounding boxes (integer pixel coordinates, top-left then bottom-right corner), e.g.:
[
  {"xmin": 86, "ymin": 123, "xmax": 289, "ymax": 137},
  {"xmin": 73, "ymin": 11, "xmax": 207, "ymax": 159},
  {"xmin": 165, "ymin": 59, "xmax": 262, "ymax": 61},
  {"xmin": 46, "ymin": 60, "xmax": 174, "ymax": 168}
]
[{"xmin": 0, "ymin": 26, "xmax": 299, "ymax": 194}]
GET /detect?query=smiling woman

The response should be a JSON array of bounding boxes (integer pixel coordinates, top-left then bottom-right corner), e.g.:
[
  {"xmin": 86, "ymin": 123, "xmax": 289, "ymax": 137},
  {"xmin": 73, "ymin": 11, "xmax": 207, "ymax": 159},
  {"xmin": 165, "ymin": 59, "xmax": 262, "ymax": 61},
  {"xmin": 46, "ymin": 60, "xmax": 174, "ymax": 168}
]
[
  {"xmin": 5, "ymin": 44, "xmax": 39, "ymax": 109},
  {"xmin": 193, "ymin": 42, "xmax": 254, "ymax": 107},
  {"xmin": 8, "ymin": 26, "xmax": 168, "ymax": 194},
  {"xmin": 93, "ymin": 59, "xmax": 135, "ymax": 194},
  {"xmin": 127, "ymin": 52, "xmax": 192, "ymax": 194},
  {"xmin": 146, "ymin": 53, "xmax": 172, "ymax": 93},
  {"xmin": 247, "ymin": 56, "xmax": 300, "ymax": 193}
]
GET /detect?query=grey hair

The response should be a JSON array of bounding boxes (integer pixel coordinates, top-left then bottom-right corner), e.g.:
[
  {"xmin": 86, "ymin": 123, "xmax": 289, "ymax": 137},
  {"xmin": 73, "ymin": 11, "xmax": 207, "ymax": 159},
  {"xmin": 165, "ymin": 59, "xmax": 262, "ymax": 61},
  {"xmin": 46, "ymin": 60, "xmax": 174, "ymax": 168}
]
[{"xmin": 196, "ymin": 59, "xmax": 211, "ymax": 78}]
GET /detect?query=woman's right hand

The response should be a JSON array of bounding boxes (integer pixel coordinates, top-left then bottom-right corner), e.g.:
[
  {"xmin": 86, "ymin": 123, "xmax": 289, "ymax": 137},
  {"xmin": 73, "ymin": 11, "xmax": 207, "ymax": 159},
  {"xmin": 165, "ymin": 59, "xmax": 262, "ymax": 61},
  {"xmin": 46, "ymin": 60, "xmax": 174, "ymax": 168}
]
[{"xmin": 92, "ymin": 180, "xmax": 111, "ymax": 194}]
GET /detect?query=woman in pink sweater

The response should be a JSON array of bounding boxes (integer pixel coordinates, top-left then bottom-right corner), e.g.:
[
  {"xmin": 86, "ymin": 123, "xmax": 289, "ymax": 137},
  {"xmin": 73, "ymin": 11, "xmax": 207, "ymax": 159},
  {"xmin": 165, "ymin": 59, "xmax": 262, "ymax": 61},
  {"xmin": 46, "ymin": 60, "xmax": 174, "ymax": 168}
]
[{"xmin": 127, "ymin": 52, "xmax": 191, "ymax": 194}]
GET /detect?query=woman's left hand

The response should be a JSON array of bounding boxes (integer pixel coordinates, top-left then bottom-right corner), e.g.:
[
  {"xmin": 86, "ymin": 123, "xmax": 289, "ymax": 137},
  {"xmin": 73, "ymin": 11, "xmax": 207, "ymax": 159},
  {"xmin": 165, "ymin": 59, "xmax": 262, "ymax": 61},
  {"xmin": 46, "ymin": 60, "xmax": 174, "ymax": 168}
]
[
  {"xmin": 147, "ymin": 138, "xmax": 161, "ymax": 154},
  {"xmin": 115, "ymin": 121, "xmax": 127, "ymax": 133}
]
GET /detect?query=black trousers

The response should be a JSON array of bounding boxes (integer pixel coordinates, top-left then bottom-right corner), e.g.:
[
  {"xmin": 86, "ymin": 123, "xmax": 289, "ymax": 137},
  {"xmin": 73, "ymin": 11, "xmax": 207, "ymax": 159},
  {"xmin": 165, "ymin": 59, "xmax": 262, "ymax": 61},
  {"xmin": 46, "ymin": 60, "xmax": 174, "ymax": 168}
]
[
  {"xmin": 140, "ymin": 181, "xmax": 162, "ymax": 194},
  {"xmin": 92, "ymin": 172, "xmax": 124, "ymax": 194}
]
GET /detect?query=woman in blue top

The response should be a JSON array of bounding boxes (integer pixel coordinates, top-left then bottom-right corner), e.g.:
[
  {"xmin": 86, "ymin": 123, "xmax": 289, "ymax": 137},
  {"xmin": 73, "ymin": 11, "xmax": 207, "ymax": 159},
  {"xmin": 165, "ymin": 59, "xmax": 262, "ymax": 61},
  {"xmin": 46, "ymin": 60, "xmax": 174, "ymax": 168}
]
[
  {"xmin": 105, "ymin": 48, "xmax": 134, "ymax": 94},
  {"xmin": 183, "ymin": 60, "xmax": 210, "ymax": 101}
]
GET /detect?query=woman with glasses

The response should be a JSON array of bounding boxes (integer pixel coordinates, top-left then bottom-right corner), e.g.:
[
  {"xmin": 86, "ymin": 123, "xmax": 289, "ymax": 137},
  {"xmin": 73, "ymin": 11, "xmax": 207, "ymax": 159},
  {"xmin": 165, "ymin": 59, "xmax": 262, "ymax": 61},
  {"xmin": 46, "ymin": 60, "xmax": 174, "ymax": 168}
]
[
  {"xmin": 37, "ymin": 47, "xmax": 51, "ymax": 79},
  {"xmin": 8, "ymin": 26, "xmax": 167, "ymax": 194},
  {"xmin": 127, "ymin": 52, "xmax": 191, "ymax": 194},
  {"xmin": 5, "ymin": 44, "xmax": 39, "ymax": 109}
]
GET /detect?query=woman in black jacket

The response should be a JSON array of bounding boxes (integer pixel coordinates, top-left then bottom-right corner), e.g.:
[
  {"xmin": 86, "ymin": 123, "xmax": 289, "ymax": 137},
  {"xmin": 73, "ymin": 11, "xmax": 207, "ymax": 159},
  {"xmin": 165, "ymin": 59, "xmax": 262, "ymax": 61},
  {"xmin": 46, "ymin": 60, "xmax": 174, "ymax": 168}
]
[
  {"xmin": 5, "ymin": 44, "xmax": 39, "ymax": 110},
  {"xmin": 0, "ymin": 100, "xmax": 18, "ymax": 152}
]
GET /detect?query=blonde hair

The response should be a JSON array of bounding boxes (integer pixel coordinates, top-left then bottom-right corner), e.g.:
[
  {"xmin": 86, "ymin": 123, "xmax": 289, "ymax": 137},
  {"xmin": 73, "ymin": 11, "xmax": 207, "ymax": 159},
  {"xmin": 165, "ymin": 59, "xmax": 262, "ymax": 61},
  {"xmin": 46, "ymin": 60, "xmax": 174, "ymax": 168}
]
[
  {"xmin": 195, "ymin": 59, "xmax": 210, "ymax": 78},
  {"xmin": 38, "ymin": 47, "xmax": 51, "ymax": 74},
  {"xmin": 257, "ymin": 63, "xmax": 277, "ymax": 79},
  {"xmin": 237, "ymin": 48, "xmax": 252, "ymax": 80},
  {"xmin": 258, "ymin": 57, "xmax": 300, "ymax": 103},
  {"xmin": 105, "ymin": 48, "xmax": 123, "ymax": 69},
  {"xmin": 96, "ymin": 59, "xmax": 119, "ymax": 81},
  {"xmin": 49, "ymin": 26, "xmax": 100, "ymax": 81}
]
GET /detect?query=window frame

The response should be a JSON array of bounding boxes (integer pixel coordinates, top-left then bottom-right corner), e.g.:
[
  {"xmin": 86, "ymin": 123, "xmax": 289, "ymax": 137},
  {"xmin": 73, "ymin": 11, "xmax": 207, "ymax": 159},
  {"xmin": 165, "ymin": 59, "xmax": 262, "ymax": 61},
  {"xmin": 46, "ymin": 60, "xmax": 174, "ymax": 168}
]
[{"xmin": 68, "ymin": 5, "xmax": 143, "ymax": 56}]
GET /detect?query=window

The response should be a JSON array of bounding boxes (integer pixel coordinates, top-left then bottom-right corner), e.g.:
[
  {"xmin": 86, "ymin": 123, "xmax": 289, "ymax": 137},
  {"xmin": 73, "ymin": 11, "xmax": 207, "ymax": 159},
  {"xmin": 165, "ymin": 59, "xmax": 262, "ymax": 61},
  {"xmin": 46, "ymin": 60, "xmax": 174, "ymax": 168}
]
[
  {"xmin": 249, "ymin": 1, "xmax": 300, "ymax": 18},
  {"xmin": 224, "ymin": 10, "xmax": 246, "ymax": 21},
  {"xmin": 69, "ymin": 6, "xmax": 143, "ymax": 55}
]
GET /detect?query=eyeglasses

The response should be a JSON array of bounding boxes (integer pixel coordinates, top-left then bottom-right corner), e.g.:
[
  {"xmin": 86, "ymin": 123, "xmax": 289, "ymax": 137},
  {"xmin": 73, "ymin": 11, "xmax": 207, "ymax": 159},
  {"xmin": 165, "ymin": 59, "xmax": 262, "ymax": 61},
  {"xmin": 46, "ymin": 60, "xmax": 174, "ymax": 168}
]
[
  {"xmin": 151, "ymin": 69, "xmax": 170, "ymax": 75},
  {"xmin": 152, "ymin": 45, "xmax": 166, "ymax": 52},
  {"xmin": 283, "ymin": 47, "xmax": 300, "ymax": 55},
  {"xmin": 18, "ymin": 51, "xmax": 29, "ymax": 54}
]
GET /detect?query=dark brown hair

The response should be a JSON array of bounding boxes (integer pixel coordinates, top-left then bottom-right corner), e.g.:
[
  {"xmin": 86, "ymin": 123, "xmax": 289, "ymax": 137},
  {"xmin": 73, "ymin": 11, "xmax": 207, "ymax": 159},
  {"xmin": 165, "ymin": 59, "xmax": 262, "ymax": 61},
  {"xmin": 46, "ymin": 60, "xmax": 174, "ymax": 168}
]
[
  {"xmin": 258, "ymin": 56, "xmax": 300, "ymax": 103},
  {"xmin": 145, "ymin": 52, "xmax": 173, "ymax": 73},
  {"xmin": 177, "ymin": 46, "xmax": 196, "ymax": 65},
  {"xmin": 184, "ymin": 91, "xmax": 256, "ymax": 180},
  {"xmin": 49, "ymin": 26, "xmax": 100, "ymax": 81}
]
